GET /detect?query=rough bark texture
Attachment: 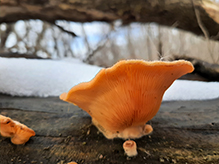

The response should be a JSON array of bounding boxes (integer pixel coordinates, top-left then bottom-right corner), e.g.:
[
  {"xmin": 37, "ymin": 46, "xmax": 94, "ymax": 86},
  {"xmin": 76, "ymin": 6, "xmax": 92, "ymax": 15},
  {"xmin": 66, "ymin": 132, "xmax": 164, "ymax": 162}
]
[
  {"xmin": 0, "ymin": 0, "xmax": 219, "ymax": 40},
  {"xmin": 0, "ymin": 94, "xmax": 219, "ymax": 164}
]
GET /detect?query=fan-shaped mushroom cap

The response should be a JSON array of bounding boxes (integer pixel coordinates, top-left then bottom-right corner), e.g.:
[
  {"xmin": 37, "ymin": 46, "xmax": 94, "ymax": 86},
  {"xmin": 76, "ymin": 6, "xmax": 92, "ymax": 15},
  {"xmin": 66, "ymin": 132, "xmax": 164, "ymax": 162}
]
[
  {"xmin": 11, "ymin": 121, "xmax": 35, "ymax": 145},
  {"xmin": 0, "ymin": 115, "xmax": 35, "ymax": 145},
  {"xmin": 60, "ymin": 60, "xmax": 194, "ymax": 137},
  {"xmin": 0, "ymin": 115, "xmax": 16, "ymax": 137}
]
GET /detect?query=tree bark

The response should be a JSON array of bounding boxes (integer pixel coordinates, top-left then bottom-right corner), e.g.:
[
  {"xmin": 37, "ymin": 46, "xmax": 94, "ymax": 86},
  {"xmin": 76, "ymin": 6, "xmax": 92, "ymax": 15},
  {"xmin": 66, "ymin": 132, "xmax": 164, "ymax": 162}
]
[
  {"xmin": 173, "ymin": 55, "xmax": 219, "ymax": 82},
  {"xmin": 1, "ymin": 0, "xmax": 219, "ymax": 41}
]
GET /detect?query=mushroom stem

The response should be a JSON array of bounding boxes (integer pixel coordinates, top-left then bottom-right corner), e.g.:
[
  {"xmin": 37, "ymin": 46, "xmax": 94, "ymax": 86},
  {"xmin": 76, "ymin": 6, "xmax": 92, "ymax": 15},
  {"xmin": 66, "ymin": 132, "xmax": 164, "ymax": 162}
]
[
  {"xmin": 92, "ymin": 118, "xmax": 118, "ymax": 139},
  {"xmin": 123, "ymin": 140, "xmax": 138, "ymax": 157},
  {"xmin": 117, "ymin": 124, "xmax": 153, "ymax": 139}
]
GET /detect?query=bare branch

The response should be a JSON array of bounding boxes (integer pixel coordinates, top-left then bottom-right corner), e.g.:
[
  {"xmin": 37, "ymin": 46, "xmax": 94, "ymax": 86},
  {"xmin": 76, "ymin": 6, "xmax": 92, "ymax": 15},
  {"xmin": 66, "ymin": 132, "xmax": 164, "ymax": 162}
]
[
  {"xmin": 191, "ymin": 0, "xmax": 209, "ymax": 40},
  {"xmin": 83, "ymin": 23, "xmax": 115, "ymax": 63},
  {"xmin": 0, "ymin": 52, "xmax": 48, "ymax": 59},
  {"xmin": 191, "ymin": 0, "xmax": 216, "ymax": 63},
  {"xmin": 1, "ymin": 0, "xmax": 219, "ymax": 41},
  {"xmin": 211, "ymin": 32, "xmax": 219, "ymax": 40},
  {"xmin": 83, "ymin": 35, "xmax": 110, "ymax": 63},
  {"xmin": 52, "ymin": 23, "xmax": 77, "ymax": 37},
  {"xmin": 81, "ymin": 23, "xmax": 91, "ymax": 53}
]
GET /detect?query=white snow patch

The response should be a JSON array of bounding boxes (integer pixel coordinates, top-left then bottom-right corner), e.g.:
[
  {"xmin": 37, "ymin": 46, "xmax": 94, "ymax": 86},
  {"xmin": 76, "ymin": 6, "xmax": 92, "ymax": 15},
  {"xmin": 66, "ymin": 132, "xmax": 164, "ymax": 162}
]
[
  {"xmin": 0, "ymin": 57, "xmax": 219, "ymax": 100},
  {"xmin": 0, "ymin": 57, "xmax": 101, "ymax": 97},
  {"xmin": 163, "ymin": 80, "xmax": 219, "ymax": 101}
]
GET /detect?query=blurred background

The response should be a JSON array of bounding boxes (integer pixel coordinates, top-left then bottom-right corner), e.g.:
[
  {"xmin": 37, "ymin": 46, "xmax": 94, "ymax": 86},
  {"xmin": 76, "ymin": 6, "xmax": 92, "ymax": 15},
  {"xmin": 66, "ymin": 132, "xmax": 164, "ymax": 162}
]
[{"xmin": 1, "ymin": 0, "xmax": 219, "ymax": 67}]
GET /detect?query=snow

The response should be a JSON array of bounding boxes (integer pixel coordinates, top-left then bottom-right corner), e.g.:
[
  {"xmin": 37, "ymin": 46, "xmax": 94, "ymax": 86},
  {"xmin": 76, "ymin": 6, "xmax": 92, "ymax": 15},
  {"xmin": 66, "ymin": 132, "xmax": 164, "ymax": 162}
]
[
  {"xmin": 163, "ymin": 80, "xmax": 219, "ymax": 101},
  {"xmin": 0, "ymin": 57, "xmax": 101, "ymax": 97},
  {"xmin": 0, "ymin": 57, "xmax": 219, "ymax": 101}
]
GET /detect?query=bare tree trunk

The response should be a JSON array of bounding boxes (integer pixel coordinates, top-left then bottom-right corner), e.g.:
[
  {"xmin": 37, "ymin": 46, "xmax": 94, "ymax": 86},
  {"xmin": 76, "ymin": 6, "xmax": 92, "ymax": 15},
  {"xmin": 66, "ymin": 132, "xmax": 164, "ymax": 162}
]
[
  {"xmin": 157, "ymin": 25, "xmax": 163, "ymax": 59},
  {"xmin": 81, "ymin": 24, "xmax": 91, "ymax": 54},
  {"xmin": 0, "ymin": 23, "xmax": 13, "ymax": 52},
  {"xmin": 1, "ymin": 0, "xmax": 219, "ymax": 41},
  {"xmin": 146, "ymin": 25, "xmax": 152, "ymax": 61},
  {"xmin": 127, "ymin": 25, "xmax": 136, "ymax": 58}
]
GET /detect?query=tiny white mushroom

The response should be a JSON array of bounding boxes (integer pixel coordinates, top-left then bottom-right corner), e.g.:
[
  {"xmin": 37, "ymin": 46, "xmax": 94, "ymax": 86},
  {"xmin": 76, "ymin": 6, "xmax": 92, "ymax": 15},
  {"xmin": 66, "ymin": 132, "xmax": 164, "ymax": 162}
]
[{"xmin": 123, "ymin": 140, "xmax": 138, "ymax": 157}]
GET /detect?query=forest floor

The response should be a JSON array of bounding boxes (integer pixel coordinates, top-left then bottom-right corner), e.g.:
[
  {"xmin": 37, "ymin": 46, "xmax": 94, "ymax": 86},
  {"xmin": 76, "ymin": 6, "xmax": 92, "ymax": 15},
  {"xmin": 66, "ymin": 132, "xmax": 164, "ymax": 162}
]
[{"xmin": 0, "ymin": 93, "xmax": 219, "ymax": 164}]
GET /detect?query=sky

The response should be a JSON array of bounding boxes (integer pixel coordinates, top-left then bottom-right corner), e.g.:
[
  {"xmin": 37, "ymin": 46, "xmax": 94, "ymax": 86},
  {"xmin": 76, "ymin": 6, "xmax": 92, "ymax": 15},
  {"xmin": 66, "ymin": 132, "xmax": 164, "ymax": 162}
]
[{"xmin": 0, "ymin": 57, "xmax": 219, "ymax": 101}]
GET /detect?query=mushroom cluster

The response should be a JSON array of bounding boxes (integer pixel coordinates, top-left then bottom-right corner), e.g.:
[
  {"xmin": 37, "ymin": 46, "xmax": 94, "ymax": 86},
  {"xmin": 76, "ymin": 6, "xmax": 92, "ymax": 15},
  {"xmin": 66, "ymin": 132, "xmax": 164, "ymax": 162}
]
[
  {"xmin": 0, "ymin": 114, "xmax": 35, "ymax": 145},
  {"xmin": 60, "ymin": 59, "xmax": 194, "ymax": 156}
]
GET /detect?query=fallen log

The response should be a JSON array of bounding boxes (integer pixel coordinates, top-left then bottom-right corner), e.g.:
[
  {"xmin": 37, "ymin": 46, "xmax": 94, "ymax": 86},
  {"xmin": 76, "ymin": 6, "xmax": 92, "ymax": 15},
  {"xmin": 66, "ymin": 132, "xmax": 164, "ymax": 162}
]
[{"xmin": 173, "ymin": 56, "xmax": 219, "ymax": 82}]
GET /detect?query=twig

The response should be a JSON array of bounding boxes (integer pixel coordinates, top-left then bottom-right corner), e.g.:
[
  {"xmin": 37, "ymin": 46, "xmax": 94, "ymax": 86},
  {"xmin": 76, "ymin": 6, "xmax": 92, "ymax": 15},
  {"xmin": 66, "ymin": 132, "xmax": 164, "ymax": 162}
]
[
  {"xmin": 138, "ymin": 147, "xmax": 151, "ymax": 156},
  {"xmin": 211, "ymin": 31, "xmax": 219, "ymax": 40},
  {"xmin": 191, "ymin": 0, "xmax": 209, "ymax": 39},
  {"xmin": 0, "ymin": 52, "xmax": 48, "ymax": 59},
  {"xmin": 83, "ymin": 24, "xmax": 115, "ymax": 63},
  {"xmin": 83, "ymin": 34, "xmax": 110, "ymax": 63},
  {"xmin": 52, "ymin": 22, "xmax": 77, "ymax": 37},
  {"xmin": 191, "ymin": 0, "xmax": 215, "ymax": 63},
  {"xmin": 81, "ymin": 23, "xmax": 91, "ymax": 53},
  {"xmin": 144, "ymin": 24, "xmax": 162, "ymax": 60},
  {"xmin": 171, "ymin": 21, "xmax": 179, "ymax": 28}
]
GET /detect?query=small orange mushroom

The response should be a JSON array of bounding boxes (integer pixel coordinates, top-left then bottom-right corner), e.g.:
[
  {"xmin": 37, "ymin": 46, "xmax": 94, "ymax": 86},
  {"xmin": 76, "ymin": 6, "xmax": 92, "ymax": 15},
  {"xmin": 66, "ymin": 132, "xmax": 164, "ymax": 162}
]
[
  {"xmin": 60, "ymin": 60, "xmax": 194, "ymax": 139},
  {"xmin": 0, "ymin": 115, "xmax": 35, "ymax": 145},
  {"xmin": 0, "ymin": 115, "xmax": 16, "ymax": 137},
  {"xmin": 123, "ymin": 140, "xmax": 138, "ymax": 157}
]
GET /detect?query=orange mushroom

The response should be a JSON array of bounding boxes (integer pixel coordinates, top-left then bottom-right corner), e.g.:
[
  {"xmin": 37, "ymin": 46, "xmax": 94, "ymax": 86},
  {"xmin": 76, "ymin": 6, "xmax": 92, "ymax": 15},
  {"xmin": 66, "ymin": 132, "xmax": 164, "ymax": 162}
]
[
  {"xmin": 0, "ymin": 115, "xmax": 35, "ymax": 145},
  {"xmin": 123, "ymin": 140, "xmax": 138, "ymax": 157},
  {"xmin": 60, "ymin": 60, "xmax": 194, "ymax": 139},
  {"xmin": 0, "ymin": 115, "xmax": 16, "ymax": 137}
]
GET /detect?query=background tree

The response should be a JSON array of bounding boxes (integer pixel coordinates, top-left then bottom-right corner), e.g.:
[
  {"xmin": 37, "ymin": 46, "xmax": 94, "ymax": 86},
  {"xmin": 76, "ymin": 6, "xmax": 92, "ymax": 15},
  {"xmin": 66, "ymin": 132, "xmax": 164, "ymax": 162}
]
[{"xmin": 0, "ymin": 0, "xmax": 219, "ymax": 66}]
